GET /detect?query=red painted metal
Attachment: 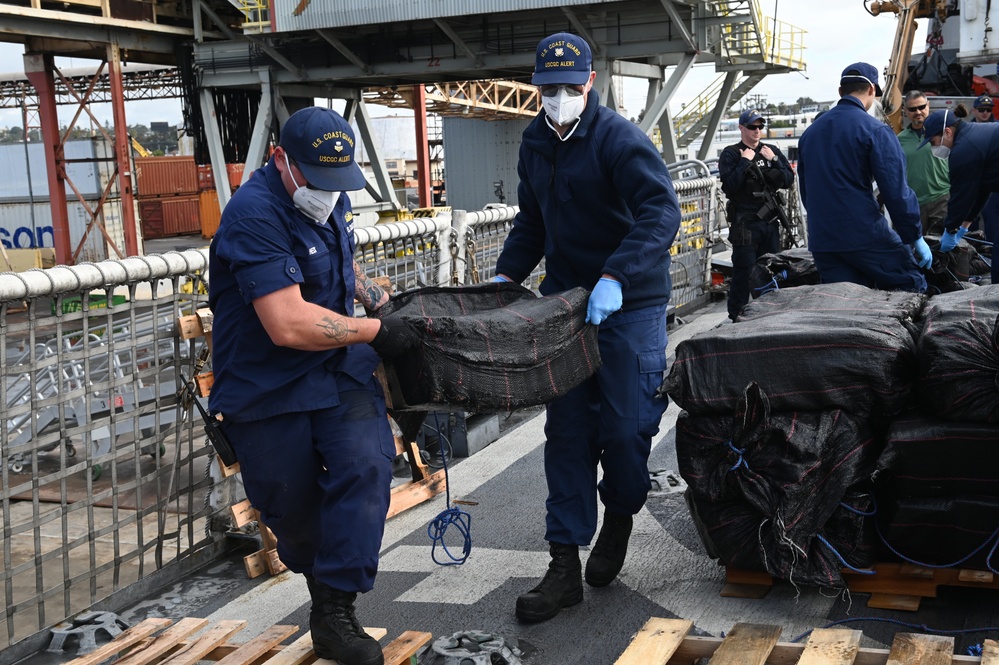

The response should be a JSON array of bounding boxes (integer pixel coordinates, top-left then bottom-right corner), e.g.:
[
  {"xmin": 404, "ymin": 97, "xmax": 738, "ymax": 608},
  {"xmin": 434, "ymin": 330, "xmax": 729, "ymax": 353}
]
[
  {"xmin": 23, "ymin": 54, "xmax": 71, "ymax": 265},
  {"xmin": 413, "ymin": 85, "xmax": 432, "ymax": 208},
  {"xmin": 106, "ymin": 41, "xmax": 139, "ymax": 257},
  {"xmin": 135, "ymin": 157, "xmax": 200, "ymax": 196}
]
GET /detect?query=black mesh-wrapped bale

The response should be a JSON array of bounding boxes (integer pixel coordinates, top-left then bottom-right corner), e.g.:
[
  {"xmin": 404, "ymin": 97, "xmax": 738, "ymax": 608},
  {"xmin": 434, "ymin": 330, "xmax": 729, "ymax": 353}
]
[
  {"xmin": 877, "ymin": 495, "xmax": 999, "ymax": 572},
  {"xmin": 378, "ymin": 283, "xmax": 601, "ymax": 411},
  {"xmin": 875, "ymin": 416, "xmax": 999, "ymax": 497},
  {"xmin": 916, "ymin": 286, "xmax": 999, "ymax": 424},
  {"xmin": 676, "ymin": 383, "xmax": 880, "ymax": 588},
  {"xmin": 739, "ymin": 282, "xmax": 926, "ymax": 325},
  {"xmin": 665, "ymin": 310, "xmax": 917, "ymax": 417},
  {"xmin": 747, "ymin": 248, "xmax": 820, "ymax": 299}
]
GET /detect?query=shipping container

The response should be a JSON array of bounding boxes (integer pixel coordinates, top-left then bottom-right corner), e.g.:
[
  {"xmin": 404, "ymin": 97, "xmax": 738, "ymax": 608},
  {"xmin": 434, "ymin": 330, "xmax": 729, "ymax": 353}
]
[
  {"xmin": 226, "ymin": 163, "xmax": 245, "ymax": 189},
  {"xmin": 134, "ymin": 156, "xmax": 199, "ymax": 197},
  {"xmin": 0, "ymin": 139, "xmax": 117, "ymax": 203},
  {"xmin": 162, "ymin": 195, "xmax": 200, "ymax": 236},
  {"xmin": 199, "ymin": 190, "xmax": 221, "ymax": 239},
  {"xmin": 197, "ymin": 164, "xmax": 215, "ymax": 191},
  {"xmin": 0, "ymin": 198, "xmax": 124, "ymax": 263},
  {"xmin": 139, "ymin": 199, "xmax": 164, "ymax": 239}
]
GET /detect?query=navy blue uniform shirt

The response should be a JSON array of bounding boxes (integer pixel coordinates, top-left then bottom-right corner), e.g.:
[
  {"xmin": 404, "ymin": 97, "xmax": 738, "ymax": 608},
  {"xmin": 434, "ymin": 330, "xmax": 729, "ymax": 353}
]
[
  {"xmin": 496, "ymin": 90, "xmax": 681, "ymax": 311},
  {"xmin": 939, "ymin": 121, "xmax": 999, "ymax": 230},
  {"xmin": 798, "ymin": 95, "xmax": 922, "ymax": 252},
  {"xmin": 208, "ymin": 159, "xmax": 380, "ymax": 422}
]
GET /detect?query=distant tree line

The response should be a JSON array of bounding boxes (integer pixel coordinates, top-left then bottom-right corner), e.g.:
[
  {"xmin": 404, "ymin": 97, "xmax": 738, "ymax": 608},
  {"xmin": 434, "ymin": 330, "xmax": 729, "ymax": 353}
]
[{"xmin": 0, "ymin": 122, "xmax": 179, "ymax": 155}]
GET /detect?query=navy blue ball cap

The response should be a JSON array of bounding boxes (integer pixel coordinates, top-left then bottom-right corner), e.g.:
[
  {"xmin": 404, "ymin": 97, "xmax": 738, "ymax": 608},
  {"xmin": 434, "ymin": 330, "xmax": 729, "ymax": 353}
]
[
  {"xmin": 739, "ymin": 109, "xmax": 765, "ymax": 126},
  {"xmin": 974, "ymin": 94, "xmax": 994, "ymax": 109},
  {"xmin": 917, "ymin": 109, "xmax": 959, "ymax": 149},
  {"xmin": 840, "ymin": 62, "xmax": 883, "ymax": 97},
  {"xmin": 279, "ymin": 107, "xmax": 366, "ymax": 192},
  {"xmin": 532, "ymin": 32, "xmax": 592, "ymax": 86}
]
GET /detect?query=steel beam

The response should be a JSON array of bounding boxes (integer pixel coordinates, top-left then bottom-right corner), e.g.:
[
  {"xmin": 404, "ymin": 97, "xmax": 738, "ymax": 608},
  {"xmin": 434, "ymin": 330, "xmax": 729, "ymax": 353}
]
[
  {"xmin": 22, "ymin": 53, "xmax": 71, "ymax": 265},
  {"xmin": 106, "ymin": 39, "xmax": 139, "ymax": 257},
  {"xmin": 200, "ymin": 89, "xmax": 231, "ymax": 209},
  {"xmin": 351, "ymin": 99, "xmax": 398, "ymax": 213},
  {"xmin": 412, "ymin": 85, "xmax": 432, "ymax": 208},
  {"xmin": 697, "ymin": 70, "xmax": 738, "ymax": 161},
  {"xmin": 243, "ymin": 70, "xmax": 273, "ymax": 186}
]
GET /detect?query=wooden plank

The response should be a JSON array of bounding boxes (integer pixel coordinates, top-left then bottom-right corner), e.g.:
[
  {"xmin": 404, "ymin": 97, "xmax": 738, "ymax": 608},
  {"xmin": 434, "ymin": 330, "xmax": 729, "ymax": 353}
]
[
  {"xmin": 177, "ymin": 315, "xmax": 204, "ymax": 340},
  {"xmin": 159, "ymin": 620, "xmax": 247, "ymax": 665},
  {"xmin": 265, "ymin": 549, "xmax": 288, "ymax": 576},
  {"xmin": 796, "ymin": 628, "xmax": 862, "ymax": 665},
  {"xmin": 114, "ymin": 618, "xmax": 210, "ymax": 665},
  {"xmin": 614, "ymin": 618, "xmax": 693, "ymax": 665},
  {"xmin": 230, "ymin": 500, "xmax": 257, "ymax": 528},
  {"xmin": 982, "ymin": 639, "xmax": 999, "ymax": 665},
  {"xmin": 244, "ymin": 551, "xmax": 268, "ymax": 578},
  {"xmin": 885, "ymin": 633, "xmax": 954, "ymax": 665},
  {"xmin": 195, "ymin": 372, "xmax": 215, "ymax": 397},
  {"xmin": 196, "ymin": 308, "xmax": 214, "ymax": 333},
  {"xmin": 217, "ymin": 456, "xmax": 241, "ymax": 477},
  {"xmin": 867, "ymin": 593, "xmax": 922, "ymax": 612},
  {"xmin": 720, "ymin": 568, "xmax": 773, "ymax": 599},
  {"xmin": 215, "ymin": 625, "xmax": 298, "ymax": 665},
  {"xmin": 958, "ymin": 569, "xmax": 994, "ymax": 584},
  {"xmin": 705, "ymin": 623, "xmax": 781, "ymax": 665},
  {"xmin": 380, "ymin": 630, "xmax": 433, "ymax": 665},
  {"xmin": 387, "ymin": 468, "xmax": 448, "ymax": 519},
  {"xmin": 64, "ymin": 617, "xmax": 173, "ymax": 665},
  {"xmin": 256, "ymin": 631, "xmax": 315, "ymax": 665},
  {"xmin": 216, "ymin": 629, "xmax": 387, "ymax": 662}
]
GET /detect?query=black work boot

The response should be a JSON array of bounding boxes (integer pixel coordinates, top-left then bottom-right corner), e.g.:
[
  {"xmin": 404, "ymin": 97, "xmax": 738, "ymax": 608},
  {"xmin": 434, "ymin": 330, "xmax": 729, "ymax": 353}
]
[
  {"xmin": 585, "ymin": 511, "xmax": 633, "ymax": 587},
  {"xmin": 515, "ymin": 543, "xmax": 583, "ymax": 623},
  {"xmin": 308, "ymin": 578, "xmax": 383, "ymax": 665}
]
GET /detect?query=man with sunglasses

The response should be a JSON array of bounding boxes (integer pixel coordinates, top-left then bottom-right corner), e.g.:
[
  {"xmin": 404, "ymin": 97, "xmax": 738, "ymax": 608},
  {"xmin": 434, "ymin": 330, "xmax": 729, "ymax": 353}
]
[
  {"xmin": 798, "ymin": 62, "xmax": 930, "ymax": 292},
  {"xmin": 972, "ymin": 94, "xmax": 996, "ymax": 123},
  {"xmin": 718, "ymin": 109, "xmax": 795, "ymax": 320},
  {"xmin": 897, "ymin": 90, "xmax": 950, "ymax": 234},
  {"xmin": 918, "ymin": 108, "xmax": 999, "ymax": 283},
  {"xmin": 209, "ymin": 107, "xmax": 420, "ymax": 665},
  {"xmin": 495, "ymin": 32, "xmax": 680, "ymax": 624}
]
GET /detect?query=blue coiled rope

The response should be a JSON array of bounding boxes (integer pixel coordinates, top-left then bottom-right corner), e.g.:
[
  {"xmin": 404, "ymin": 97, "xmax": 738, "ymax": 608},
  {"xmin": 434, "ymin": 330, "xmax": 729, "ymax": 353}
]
[{"xmin": 425, "ymin": 413, "xmax": 472, "ymax": 566}]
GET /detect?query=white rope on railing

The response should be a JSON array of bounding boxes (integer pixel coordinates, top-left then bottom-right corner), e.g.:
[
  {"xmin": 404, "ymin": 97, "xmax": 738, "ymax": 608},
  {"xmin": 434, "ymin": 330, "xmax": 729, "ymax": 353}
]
[
  {"xmin": 464, "ymin": 206, "xmax": 519, "ymax": 226},
  {"xmin": 0, "ymin": 249, "xmax": 210, "ymax": 302},
  {"xmin": 353, "ymin": 218, "xmax": 449, "ymax": 246}
]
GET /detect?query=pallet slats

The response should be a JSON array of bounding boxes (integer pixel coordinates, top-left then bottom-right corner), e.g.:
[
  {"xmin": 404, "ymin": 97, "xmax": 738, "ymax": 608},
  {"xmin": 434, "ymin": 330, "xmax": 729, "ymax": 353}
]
[
  {"xmin": 614, "ymin": 618, "xmax": 693, "ymax": 665},
  {"xmin": 214, "ymin": 625, "xmax": 298, "ymax": 665},
  {"xmin": 379, "ymin": 630, "xmax": 433, "ymax": 664},
  {"xmin": 706, "ymin": 622, "xmax": 782, "ymax": 664},
  {"xmin": 885, "ymin": 633, "xmax": 954, "ymax": 665},
  {"xmin": 114, "ymin": 619, "xmax": 210, "ymax": 665},
  {"xmin": 158, "ymin": 620, "xmax": 248, "ymax": 665},
  {"xmin": 797, "ymin": 629, "xmax": 862, "ymax": 665},
  {"xmin": 65, "ymin": 618, "xmax": 174, "ymax": 665}
]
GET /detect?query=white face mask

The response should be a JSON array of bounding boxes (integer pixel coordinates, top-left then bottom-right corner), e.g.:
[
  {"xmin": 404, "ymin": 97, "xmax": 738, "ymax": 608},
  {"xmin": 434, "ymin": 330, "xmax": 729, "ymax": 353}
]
[
  {"xmin": 542, "ymin": 87, "xmax": 586, "ymax": 126},
  {"xmin": 930, "ymin": 144, "xmax": 951, "ymax": 160},
  {"xmin": 284, "ymin": 153, "xmax": 340, "ymax": 222}
]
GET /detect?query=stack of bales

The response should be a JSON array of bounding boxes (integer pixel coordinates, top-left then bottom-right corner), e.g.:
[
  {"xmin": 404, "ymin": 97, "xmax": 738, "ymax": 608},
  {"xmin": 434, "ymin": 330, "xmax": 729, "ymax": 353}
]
[
  {"xmin": 873, "ymin": 286, "xmax": 999, "ymax": 571},
  {"xmin": 667, "ymin": 282, "xmax": 926, "ymax": 587}
]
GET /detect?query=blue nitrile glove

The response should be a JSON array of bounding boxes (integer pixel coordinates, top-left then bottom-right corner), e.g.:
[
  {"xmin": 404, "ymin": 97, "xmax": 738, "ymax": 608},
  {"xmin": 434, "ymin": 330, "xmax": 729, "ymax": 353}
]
[
  {"xmin": 491, "ymin": 274, "xmax": 511, "ymax": 283},
  {"xmin": 912, "ymin": 237, "xmax": 932, "ymax": 269},
  {"xmin": 939, "ymin": 226, "xmax": 968, "ymax": 252},
  {"xmin": 586, "ymin": 277, "xmax": 623, "ymax": 325}
]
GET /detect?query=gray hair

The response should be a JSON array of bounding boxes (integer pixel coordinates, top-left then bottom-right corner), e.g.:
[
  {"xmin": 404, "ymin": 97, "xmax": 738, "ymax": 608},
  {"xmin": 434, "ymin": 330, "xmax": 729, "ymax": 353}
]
[{"xmin": 903, "ymin": 90, "xmax": 927, "ymax": 104}]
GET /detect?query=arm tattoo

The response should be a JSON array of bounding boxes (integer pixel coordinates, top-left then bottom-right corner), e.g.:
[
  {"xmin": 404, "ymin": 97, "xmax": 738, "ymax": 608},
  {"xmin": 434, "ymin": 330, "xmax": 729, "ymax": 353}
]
[
  {"xmin": 316, "ymin": 316, "xmax": 357, "ymax": 343},
  {"xmin": 354, "ymin": 261, "xmax": 387, "ymax": 309}
]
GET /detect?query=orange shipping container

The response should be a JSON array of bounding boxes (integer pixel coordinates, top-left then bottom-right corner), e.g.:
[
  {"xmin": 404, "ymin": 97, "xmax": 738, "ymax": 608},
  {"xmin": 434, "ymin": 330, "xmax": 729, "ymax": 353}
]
[
  {"xmin": 197, "ymin": 164, "xmax": 215, "ymax": 191},
  {"xmin": 161, "ymin": 195, "xmax": 201, "ymax": 236},
  {"xmin": 226, "ymin": 163, "xmax": 245, "ymax": 189},
  {"xmin": 139, "ymin": 199, "xmax": 164, "ymax": 240},
  {"xmin": 134, "ymin": 156, "xmax": 199, "ymax": 196},
  {"xmin": 199, "ymin": 190, "xmax": 222, "ymax": 239}
]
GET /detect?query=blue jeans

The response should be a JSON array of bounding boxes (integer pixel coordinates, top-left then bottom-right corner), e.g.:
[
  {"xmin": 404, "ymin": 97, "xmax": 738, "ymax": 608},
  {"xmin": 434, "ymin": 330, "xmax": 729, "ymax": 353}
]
[{"xmin": 543, "ymin": 303, "xmax": 670, "ymax": 545}]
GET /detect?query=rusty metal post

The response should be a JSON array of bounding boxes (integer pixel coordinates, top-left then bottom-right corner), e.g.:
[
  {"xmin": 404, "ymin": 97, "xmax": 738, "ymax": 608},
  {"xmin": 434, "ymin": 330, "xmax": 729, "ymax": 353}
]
[
  {"xmin": 23, "ymin": 53, "xmax": 72, "ymax": 265},
  {"xmin": 107, "ymin": 40, "xmax": 140, "ymax": 256},
  {"xmin": 412, "ymin": 85, "xmax": 432, "ymax": 208}
]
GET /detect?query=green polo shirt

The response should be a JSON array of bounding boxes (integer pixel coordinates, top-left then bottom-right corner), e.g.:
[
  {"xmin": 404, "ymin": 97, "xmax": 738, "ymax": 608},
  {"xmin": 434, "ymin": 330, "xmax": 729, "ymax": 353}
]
[{"xmin": 897, "ymin": 125, "xmax": 950, "ymax": 204}]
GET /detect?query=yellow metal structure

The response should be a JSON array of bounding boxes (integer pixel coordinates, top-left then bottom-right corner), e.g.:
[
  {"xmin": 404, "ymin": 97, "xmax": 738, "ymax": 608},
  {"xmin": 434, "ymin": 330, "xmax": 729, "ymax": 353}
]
[
  {"xmin": 873, "ymin": 0, "xmax": 950, "ymax": 132},
  {"xmin": 236, "ymin": 0, "xmax": 271, "ymax": 33},
  {"xmin": 130, "ymin": 136, "xmax": 151, "ymax": 157},
  {"xmin": 714, "ymin": 0, "xmax": 806, "ymax": 71}
]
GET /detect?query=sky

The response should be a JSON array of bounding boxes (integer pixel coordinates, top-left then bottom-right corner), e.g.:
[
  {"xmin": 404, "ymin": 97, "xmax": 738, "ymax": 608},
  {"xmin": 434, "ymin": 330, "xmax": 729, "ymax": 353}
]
[{"xmin": 0, "ymin": 3, "xmax": 924, "ymax": 130}]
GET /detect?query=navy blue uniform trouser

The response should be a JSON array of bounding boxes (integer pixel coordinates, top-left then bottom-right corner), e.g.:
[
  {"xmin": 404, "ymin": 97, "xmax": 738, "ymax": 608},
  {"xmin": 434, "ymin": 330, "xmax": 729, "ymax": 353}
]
[
  {"xmin": 223, "ymin": 374, "xmax": 394, "ymax": 593},
  {"xmin": 728, "ymin": 216, "xmax": 780, "ymax": 320},
  {"xmin": 543, "ymin": 303, "xmax": 670, "ymax": 546},
  {"xmin": 811, "ymin": 245, "xmax": 927, "ymax": 293},
  {"xmin": 980, "ymin": 193, "xmax": 999, "ymax": 283}
]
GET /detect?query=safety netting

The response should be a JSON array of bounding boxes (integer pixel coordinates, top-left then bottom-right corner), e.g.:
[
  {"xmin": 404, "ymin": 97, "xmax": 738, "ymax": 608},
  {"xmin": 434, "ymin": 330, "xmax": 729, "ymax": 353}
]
[{"xmin": 378, "ymin": 282, "xmax": 600, "ymax": 411}]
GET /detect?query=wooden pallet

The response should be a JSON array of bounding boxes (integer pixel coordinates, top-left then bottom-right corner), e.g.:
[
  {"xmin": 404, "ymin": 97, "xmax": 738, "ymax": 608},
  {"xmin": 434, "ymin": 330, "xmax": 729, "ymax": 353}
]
[
  {"xmin": 62, "ymin": 617, "xmax": 431, "ymax": 665},
  {"xmin": 614, "ymin": 618, "xmax": 999, "ymax": 664},
  {"xmin": 723, "ymin": 565, "xmax": 999, "ymax": 612}
]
